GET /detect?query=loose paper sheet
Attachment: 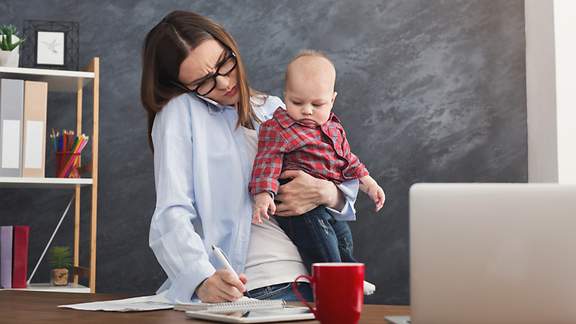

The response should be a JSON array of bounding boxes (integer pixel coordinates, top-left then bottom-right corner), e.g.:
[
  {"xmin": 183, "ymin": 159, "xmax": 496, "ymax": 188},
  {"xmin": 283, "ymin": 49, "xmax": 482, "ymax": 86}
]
[{"xmin": 58, "ymin": 294, "xmax": 174, "ymax": 312}]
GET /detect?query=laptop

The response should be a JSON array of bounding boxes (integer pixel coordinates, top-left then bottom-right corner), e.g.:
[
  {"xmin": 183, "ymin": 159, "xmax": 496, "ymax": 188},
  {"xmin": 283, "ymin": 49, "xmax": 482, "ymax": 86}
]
[{"xmin": 408, "ymin": 183, "xmax": 576, "ymax": 324}]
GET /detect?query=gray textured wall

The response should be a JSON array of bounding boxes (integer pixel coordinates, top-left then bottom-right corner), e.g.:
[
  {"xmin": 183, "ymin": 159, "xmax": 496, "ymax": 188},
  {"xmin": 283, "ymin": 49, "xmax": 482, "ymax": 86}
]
[{"xmin": 0, "ymin": 0, "xmax": 526, "ymax": 304}]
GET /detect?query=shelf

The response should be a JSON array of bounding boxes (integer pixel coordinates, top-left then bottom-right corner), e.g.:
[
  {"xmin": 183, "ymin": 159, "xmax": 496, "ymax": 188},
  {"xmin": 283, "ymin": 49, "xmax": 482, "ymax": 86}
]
[
  {"xmin": 1, "ymin": 57, "xmax": 99, "ymax": 293},
  {"xmin": 0, "ymin": 283, "xmax": 90, "ymax": 294},
  {"xmin": 0, "ymin": 177, "xmax": 92, "ymax": 189},
  {"xmin": 0, "ymin": 66, "xmax": 94, "ymax": 93}
]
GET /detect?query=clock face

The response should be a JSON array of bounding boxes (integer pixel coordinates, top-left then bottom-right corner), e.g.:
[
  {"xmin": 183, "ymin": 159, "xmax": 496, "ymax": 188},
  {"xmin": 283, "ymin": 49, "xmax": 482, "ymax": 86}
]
[{"xmin": 36, "ymin": 31, "xmax": 65, "ymax": 65}]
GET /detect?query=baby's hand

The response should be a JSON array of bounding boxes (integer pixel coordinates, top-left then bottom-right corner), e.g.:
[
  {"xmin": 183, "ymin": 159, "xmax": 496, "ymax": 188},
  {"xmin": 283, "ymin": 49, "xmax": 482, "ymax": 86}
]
[
  {"xmin": 359, "ymin": 176, "xmax": 386, "ymax": 212},
  {"xmin": 252, "ymin": 192, "xmax": 276, "ymax": 224}
]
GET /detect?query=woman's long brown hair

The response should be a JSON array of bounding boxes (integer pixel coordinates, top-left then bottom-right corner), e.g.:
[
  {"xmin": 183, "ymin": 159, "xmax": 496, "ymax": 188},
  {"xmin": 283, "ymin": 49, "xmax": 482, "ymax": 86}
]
[{"xmin": 140, "ymin": 10, "xmax": 256, "ymax": 151}]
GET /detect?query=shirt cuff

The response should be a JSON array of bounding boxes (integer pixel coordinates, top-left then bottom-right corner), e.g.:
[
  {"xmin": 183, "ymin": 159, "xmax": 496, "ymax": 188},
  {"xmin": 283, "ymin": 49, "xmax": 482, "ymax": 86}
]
[
  {"xmin": 249, "ymin": 178, "xmax": 279, "ymax": 196},
  {"xmin": 326, "ymin": 179, "xmax": 359, "ymax": 221},
  {"xmin": 164, "ymin": 261, "xmax": 216, "ymax": 303}
]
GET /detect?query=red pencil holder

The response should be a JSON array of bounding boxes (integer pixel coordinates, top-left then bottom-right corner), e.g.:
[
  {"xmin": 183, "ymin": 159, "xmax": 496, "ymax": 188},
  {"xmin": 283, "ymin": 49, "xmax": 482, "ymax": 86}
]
[{"xmin": 56, "ymin": 152, "xmax": 81, "ymax": 178}]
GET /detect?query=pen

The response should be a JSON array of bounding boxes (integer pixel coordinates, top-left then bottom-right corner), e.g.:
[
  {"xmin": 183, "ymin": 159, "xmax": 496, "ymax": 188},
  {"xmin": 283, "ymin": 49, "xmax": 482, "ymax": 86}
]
[{"xmin": 212, "ymin": 245, "xmax": 239, "ymax": 280}]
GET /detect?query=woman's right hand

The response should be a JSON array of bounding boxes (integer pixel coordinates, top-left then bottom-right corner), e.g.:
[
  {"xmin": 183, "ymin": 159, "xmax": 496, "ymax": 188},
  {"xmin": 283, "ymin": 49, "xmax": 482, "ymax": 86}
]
[{"xmin": 196, "ymin": 270, "xmax": 248, "ymax": 303}]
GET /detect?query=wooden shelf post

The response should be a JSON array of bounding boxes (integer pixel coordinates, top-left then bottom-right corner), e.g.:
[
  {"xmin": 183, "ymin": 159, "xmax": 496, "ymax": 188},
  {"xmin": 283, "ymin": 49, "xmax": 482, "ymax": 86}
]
[
  {"xmin": 73, "ymin": 76, "xmax": 83, "ymax": 287},
  {"xmin": 88, "ymin": 57, "xmax": 100, "ymax": 293}
]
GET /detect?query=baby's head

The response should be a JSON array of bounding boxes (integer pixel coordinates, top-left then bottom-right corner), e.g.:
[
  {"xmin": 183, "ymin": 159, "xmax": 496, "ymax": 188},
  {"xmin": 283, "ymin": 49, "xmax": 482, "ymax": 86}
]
[{"xmin": 284, "ymin": 50, "xmax": 337, "ymax": 127}]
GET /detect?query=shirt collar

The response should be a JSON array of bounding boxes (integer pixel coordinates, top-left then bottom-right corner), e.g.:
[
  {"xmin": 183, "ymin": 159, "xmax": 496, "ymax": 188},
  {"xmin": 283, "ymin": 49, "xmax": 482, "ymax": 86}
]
[
  {"xmin": 275, "ymin": 108, "xmax": 296, "ymax": 128},
  {"xmin": 274, "ymin": 108, "xmax": 339, "ymax": 129}
]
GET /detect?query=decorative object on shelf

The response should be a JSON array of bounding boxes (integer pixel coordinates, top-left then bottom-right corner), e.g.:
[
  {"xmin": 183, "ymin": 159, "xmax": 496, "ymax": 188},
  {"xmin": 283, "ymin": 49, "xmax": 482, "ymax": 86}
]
[
  {"xmin": 21, "ymin": 20, "xmax": 78, "ymax": 70},
  {"xmin": 48, "ymin": 246, "xmax": 71, "ymax": 286},
  {"xmin": 50, "ymin": 129, "xmax": 90, "ymax": 178},
  {"xmin": 0, "ymin": 24, "xmax": 25, "ymax": 67}
]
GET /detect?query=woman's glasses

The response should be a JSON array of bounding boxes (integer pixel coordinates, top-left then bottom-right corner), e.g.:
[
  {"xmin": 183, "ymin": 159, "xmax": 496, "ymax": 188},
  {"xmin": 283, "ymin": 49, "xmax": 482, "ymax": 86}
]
[{"xmin": 173, "ymin": 49, "xmax": 238, "ymax": 96}]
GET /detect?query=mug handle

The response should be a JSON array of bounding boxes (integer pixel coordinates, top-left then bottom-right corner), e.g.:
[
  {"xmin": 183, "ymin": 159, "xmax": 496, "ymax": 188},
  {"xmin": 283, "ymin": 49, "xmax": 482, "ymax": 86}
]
[{"xmin": 292, "ymin": 274, "xmax": 316, "ymax": 317}]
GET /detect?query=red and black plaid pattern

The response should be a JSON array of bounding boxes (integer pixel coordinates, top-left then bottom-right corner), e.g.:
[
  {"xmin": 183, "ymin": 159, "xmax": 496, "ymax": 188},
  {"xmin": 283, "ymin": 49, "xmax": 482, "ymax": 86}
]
[{"xmin": 249, "ymin": 108, "xmax": 368, "ymax": 196}]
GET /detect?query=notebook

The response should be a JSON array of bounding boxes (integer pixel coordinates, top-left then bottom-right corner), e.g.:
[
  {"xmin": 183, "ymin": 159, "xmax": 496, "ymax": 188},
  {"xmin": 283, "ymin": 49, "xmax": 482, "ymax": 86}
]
[
  {"xmin": 185, "ymin": 306, "xmax": 315, "ymax": 323},
  {"xmin": 12, "ymin": 225, "xmax": 29, "ymax": 288},
  {"xmin": 174, "ymin": 297, "xmax": 284, "ymax": 312}
]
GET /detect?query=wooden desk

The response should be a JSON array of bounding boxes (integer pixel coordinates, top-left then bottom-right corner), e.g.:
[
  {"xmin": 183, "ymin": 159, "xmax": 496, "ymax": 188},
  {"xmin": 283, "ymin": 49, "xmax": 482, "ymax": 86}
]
[{"xmin": 0, "ymin": 291, "xmax": 410, "ymax": 323}]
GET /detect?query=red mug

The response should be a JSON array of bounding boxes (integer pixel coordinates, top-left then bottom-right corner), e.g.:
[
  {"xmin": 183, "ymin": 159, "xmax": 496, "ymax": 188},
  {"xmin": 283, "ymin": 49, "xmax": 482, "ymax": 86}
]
[{"xmin": 293, "ymin": 263, "xmax": 365, "ymax": 324}]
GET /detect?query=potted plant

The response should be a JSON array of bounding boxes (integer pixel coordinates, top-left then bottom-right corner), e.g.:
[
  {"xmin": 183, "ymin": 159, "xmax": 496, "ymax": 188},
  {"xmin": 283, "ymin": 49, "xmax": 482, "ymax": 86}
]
[
  {"xmin": 48, "ymin": 246, "xmax": 72, "ymax": 286},
  {"xmin": 0, "ymin": 24, "xmax": 25, "ymax": 67}
]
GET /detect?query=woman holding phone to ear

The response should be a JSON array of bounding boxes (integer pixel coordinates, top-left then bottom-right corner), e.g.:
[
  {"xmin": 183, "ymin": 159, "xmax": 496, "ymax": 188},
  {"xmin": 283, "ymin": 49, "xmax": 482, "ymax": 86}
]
[{"xmin": 141, "ymin": 10, "xmax": 359, "ymax": 303}]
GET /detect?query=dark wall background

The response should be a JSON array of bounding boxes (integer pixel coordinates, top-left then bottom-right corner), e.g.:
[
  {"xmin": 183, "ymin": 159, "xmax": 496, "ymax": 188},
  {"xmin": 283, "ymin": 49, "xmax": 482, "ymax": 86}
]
[{"xmin": 0, "ymin": 0, "xmax": 526, "ymax": 304}]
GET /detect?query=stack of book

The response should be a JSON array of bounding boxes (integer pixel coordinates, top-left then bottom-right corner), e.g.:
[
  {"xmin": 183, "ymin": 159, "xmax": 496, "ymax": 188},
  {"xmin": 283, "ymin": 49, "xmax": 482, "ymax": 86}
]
[
  {"xmin": 0, "ymin": 78, "xmax": 48, "ymax": 178},
  {"xmin": 0, "ymin": 225, "xmax": 30, "ymax": 288}
]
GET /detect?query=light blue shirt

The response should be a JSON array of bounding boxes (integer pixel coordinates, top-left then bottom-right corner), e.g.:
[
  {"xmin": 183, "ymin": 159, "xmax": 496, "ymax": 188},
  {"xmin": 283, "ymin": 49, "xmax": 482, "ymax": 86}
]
[{"xmin": 149, "ymin": 93, "xmax": 358, "ymax": 302}]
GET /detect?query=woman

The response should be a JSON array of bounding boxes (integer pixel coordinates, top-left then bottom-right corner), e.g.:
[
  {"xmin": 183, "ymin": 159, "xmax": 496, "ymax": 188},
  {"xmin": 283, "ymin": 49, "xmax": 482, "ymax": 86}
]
[{"xmin": 140, "ymin": 10, "xmax": 359, "ymax": 303}]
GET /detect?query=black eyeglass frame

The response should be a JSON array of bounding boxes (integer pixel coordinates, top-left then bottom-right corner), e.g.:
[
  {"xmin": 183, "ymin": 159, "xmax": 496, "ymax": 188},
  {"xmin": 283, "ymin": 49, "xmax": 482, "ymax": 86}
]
[{"xmin": 171, "ymin": 48, "xmax": 238, "ymax": 96}]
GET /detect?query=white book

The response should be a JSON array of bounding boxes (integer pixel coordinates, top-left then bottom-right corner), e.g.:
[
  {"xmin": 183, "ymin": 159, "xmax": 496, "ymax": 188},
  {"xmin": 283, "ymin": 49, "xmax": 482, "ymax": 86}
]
[
  {"xmin": 0, "ymin": 79, "xmax": 25, "ymax": 177},
  {"xmin": 0, "ymin": 226, "xmax": 13, "ymax": 288},
  {"xmin": 22, "ymin": 81, "xmax": 48, "ymax": 177}
]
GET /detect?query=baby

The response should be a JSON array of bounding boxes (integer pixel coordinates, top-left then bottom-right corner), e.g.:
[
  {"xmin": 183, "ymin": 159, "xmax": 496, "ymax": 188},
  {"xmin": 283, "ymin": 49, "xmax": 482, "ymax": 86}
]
[{"xmin": 248, "ymin": 50, "xmax": 385, "ymax": 271}]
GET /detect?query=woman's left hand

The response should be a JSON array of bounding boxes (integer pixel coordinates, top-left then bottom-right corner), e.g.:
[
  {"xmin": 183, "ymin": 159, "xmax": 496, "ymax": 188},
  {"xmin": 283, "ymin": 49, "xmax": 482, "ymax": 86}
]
[{"xmin": 275, "ymin": 170, "xmax": 343, "ymax": 216}]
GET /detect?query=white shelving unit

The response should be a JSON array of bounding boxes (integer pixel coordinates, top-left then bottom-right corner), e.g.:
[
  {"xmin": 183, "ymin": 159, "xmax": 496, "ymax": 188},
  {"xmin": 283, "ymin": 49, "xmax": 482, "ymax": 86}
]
[
  {"xmin": 0, "ymin": 66, "xmax": 94, "ymax": 92},
  {"xmin": 0, "ymin": 177, "xmax": 92, "ymax": 189},
  {"xmin": 1, "ymin": 283, "xmax": 90, "ymax": 294},
  {"xmin": 0, "ymin": 59, "xmax": 100, "ymax": 293}
]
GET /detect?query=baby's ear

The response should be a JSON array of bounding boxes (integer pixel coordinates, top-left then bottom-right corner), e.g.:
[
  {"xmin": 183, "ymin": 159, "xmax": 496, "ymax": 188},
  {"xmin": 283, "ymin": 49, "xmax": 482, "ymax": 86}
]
[{"xmin": 332, "ymin": 91, "xmax": 338, "ymax": 103}]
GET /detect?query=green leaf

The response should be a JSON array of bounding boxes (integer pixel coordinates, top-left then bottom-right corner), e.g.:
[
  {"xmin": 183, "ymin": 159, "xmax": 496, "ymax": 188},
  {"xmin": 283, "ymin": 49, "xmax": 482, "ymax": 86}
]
[
  {"xmin": 11, "ymin": 39, "xmax": 24, "ymax": 49},
  {"xmin": 48, "ymin": 246, "xmax": 72, "ymax": 269},
  {"xmin": 0, "ymin": 24, "xmax": 23, "ymax": 51}
]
